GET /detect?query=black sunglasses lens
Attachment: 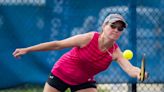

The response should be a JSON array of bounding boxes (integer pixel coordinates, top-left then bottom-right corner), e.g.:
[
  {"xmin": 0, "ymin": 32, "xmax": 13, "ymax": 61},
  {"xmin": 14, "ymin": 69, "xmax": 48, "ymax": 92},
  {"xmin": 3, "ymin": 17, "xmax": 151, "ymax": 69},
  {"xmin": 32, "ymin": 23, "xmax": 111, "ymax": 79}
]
[
  {"xmin": 110, "ymin": 24, "xmax": 116, "ymax": 29},
  {"xmin": 110, "ymin": 24, "xmax": 124, "ymax": 31},
  {"xmin": 118, "ymin": 27, "xmax": 124, "ymax": 31}
]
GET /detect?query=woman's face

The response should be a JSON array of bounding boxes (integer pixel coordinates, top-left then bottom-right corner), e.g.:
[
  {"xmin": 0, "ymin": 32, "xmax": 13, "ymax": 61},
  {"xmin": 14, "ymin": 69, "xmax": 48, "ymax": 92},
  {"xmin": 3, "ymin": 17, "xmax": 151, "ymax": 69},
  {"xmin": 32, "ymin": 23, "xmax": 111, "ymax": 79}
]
[{"xmin": 102, "ymin": 21, "xmax": 125, "ymax": 40}]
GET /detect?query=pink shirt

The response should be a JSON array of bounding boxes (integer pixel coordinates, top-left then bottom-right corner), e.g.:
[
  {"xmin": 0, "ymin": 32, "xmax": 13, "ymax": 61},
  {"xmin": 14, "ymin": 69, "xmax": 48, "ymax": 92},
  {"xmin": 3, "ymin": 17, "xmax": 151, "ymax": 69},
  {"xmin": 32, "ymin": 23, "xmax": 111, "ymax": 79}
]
[{"xmin": 51, "ymin": 32, "xmax": 118, "ymax": 85}]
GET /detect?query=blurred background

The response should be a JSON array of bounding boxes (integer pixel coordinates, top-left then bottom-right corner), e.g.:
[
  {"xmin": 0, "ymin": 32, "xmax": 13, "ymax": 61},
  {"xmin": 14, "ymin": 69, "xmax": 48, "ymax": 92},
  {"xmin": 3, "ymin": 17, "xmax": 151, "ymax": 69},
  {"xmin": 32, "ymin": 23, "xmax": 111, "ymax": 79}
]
[{"xmin": 0, "ymin": 0, "xmax": 164, "ymax": 92}]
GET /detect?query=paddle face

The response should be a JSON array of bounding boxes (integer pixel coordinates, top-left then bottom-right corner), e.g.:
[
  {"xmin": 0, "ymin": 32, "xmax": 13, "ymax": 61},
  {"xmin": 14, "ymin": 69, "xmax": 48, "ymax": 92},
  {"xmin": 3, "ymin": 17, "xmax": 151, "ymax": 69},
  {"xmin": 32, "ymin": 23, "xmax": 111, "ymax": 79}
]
[{"xmin": 140, "ymin": 53, "xmax": 146, "ymax": 82}]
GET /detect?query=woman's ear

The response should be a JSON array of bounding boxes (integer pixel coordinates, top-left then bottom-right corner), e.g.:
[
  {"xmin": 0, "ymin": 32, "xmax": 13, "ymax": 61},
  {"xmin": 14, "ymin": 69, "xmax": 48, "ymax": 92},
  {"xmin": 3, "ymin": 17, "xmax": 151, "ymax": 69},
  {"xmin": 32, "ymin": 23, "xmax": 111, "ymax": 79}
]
[
  {"xmin": 101, "ymin": 25, "xmax": 105, "ymax": 33},
  {"xmin": 102, "ymin": 23, "xmax": 106, "ymax": 30},
  {"xmin": 101, "ymin": 22, "xmax": 108, "ymax": 33}
]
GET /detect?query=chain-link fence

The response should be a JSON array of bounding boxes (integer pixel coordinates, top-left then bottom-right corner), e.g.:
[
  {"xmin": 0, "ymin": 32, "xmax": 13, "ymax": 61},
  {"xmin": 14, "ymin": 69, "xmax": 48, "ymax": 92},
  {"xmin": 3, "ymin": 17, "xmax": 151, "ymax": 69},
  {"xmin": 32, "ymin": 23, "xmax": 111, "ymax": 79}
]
[{"xmin": 0, "ymin": 0, "xmax": 164, "ymax": 92}]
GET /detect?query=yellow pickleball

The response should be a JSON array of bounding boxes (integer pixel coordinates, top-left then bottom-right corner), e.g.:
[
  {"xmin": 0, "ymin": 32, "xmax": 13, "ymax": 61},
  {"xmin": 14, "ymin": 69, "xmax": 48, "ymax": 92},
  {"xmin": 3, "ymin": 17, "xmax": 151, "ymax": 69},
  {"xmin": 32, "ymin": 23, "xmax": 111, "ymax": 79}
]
[{"xmin": 123, "ymin": 50, "xmax": 133, "ymax": 60}]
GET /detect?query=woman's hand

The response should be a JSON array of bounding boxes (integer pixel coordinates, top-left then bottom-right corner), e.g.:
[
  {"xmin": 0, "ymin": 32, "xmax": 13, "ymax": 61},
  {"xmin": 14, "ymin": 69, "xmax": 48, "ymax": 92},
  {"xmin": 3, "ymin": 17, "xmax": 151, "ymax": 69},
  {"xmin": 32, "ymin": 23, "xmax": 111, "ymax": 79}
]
[
  {"xmin": 13, "ymin": 48, "xmax": 28, "ymax": 58},
  {"xmin": 137, "ymin": 71, "xmax": 149, "ymax": 81}
]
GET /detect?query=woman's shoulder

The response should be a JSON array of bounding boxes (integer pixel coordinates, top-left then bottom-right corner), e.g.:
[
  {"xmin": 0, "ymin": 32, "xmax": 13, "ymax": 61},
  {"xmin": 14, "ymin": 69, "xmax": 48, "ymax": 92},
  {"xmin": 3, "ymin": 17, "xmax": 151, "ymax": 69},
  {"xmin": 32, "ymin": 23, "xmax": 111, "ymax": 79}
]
[
  {"xmin": 79, "ymin": 31, "xmax": 99, "ymax": 48},
  {"xmin": 86, "ymin": 31, "xmax": 99, "ymax": 39}
]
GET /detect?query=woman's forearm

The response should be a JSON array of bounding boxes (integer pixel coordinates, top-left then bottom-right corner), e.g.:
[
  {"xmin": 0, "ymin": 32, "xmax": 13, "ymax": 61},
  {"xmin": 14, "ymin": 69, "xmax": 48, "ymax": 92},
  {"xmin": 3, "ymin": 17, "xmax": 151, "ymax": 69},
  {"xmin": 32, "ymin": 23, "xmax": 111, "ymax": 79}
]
[{"xmin": 26, "ymin": 41, "xmax": 60, "ymax": 52}]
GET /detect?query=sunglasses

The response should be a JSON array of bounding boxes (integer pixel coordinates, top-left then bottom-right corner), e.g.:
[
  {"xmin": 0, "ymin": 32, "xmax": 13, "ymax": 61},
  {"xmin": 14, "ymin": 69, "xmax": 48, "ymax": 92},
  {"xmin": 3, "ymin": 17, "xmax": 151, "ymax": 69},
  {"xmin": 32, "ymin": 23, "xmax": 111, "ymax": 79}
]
[{"xmin": 110, "ymin": 23, "xmax": 124, "ymax": 32}]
